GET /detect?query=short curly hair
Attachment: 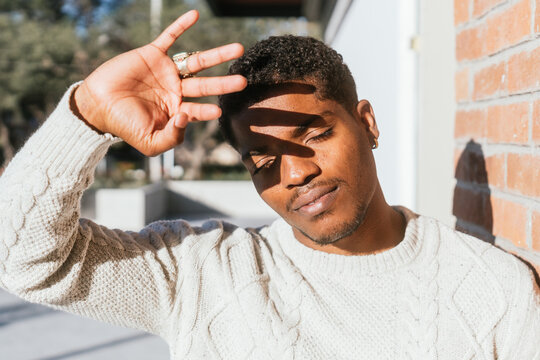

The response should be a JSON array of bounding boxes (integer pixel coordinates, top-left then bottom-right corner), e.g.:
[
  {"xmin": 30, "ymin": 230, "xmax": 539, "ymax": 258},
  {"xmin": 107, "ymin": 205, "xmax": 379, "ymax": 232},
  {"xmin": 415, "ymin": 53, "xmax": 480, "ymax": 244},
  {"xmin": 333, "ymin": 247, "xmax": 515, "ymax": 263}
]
[{"xmin": 218, "ymin": 35, "xmax": 358, "ymax": 148}]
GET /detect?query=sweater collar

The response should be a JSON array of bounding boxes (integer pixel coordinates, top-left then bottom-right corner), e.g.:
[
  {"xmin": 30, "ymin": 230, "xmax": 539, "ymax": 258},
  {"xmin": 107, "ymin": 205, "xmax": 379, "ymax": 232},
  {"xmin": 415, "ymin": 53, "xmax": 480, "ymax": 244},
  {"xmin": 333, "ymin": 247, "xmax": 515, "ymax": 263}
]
[{"xmin": 273, "ymin": 206, "xmax": 424, "ymax": 277}]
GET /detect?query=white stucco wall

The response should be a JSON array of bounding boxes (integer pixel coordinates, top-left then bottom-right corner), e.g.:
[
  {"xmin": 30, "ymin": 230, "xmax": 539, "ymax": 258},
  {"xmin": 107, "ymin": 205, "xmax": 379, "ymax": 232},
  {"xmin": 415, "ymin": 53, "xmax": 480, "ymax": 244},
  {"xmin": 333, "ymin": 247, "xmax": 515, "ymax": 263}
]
[
  {"xmin": 416, "ymin": 0, "xmax": 455, "ymax": 226},
  {"xmin": 326, "ymin": 0, "xmax": 418, "ymax": 210}
]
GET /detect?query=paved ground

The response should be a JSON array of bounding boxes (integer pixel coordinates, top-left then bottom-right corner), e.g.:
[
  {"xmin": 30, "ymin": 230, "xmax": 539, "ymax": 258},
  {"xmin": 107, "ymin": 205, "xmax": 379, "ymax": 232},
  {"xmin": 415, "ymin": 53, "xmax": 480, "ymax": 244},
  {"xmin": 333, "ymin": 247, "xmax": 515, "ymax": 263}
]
[
  {"xmin": 0, "ymin": 289, "xmax": 169, "ymax": 360},
  {"xmin": 0, "ymin": 216, "xmax": 276, "ymax": 360}
]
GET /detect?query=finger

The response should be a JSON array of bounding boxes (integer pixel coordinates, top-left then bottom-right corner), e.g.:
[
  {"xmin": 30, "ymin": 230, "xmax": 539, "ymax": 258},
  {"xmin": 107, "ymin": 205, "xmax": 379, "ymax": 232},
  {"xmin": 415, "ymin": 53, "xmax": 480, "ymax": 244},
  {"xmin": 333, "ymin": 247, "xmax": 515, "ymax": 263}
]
[
  {"xmin": 185, "ymin": 43, "xmax": 244, "ymax": 74},
  {"xmin": 174, "ymin": 113, "xmax": 189, "ymax": 129},
  {"xmin": 152, "ymin": 10, "xmax": 199, "ymax": 52},
  {"xmin": 182, "ymin": 75, "xmax": 247, "ymax": 97},
  {"xmin": 179, "ymin": 102, "xmax": 222, "ymax": 121},
  {"xmin": 151, "ymin": 113, "xmax": 188, "ymax": 155}
]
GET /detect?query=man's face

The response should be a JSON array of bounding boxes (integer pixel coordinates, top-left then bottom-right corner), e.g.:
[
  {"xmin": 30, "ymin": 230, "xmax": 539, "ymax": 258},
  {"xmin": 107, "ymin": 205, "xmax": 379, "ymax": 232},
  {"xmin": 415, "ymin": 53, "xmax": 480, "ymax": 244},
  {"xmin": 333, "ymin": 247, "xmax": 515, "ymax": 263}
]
[{"xmin": 231, "ymin": 85, "xmax": 379, "ymax": 246}]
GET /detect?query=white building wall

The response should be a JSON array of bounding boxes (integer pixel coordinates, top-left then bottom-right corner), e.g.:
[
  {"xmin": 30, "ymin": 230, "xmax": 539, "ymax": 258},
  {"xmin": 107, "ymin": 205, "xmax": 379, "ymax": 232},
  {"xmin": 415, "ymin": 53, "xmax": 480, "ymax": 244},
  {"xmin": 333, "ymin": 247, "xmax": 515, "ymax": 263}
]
[
  {"xmin": 326, "ymin": 0, "xmax": 418, "ymax": 210},
  {"xmin": 416, "ymin": 0, "xmax": 455, "ymax": 226}
]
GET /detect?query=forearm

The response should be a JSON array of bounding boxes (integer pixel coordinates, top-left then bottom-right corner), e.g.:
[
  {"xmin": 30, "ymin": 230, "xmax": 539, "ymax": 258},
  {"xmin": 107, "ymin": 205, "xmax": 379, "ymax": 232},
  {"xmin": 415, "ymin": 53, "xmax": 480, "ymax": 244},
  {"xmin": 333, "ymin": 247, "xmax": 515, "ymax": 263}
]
[
  {"xmin": 0, "ymin": 83, "xmax": 118, "ymax": 293},
  {"xmin": 0, "ymin": 86, "xmax": 191, "ymax": 336}
]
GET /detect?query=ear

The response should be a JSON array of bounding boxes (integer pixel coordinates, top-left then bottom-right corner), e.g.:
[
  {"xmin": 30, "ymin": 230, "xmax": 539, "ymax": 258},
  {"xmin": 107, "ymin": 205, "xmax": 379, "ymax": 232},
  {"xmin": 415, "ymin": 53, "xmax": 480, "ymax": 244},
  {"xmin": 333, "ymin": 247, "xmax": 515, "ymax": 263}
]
[{"xmin": 355, "ymin": 99, "xmax": 379, "ymax": 140}]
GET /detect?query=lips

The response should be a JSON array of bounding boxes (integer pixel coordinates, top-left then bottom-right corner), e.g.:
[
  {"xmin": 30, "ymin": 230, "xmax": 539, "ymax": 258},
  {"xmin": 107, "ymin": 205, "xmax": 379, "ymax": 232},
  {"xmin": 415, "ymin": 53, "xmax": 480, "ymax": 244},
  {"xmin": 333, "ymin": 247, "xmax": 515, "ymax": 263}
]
[{"xmin": 290, "ymin": 184, "xmax": 339, "ymax": 217}]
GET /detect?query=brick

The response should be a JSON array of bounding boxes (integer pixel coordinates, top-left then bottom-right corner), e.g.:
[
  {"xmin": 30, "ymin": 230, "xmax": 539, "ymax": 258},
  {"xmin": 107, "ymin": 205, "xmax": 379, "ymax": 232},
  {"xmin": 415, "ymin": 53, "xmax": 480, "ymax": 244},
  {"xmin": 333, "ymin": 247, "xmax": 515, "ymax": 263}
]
[
  {"xmin": 534, "ymin": 100, "xmax": 540, "ymax": 143},
  {"xmin": 455, "ymin": 0, "xmax": 470, "ymax": 25},
  {"xmin": 454, "ymin": 142, "xmax": 489, "ymax": 184},
  {"xmin": 492, "ymin": 197, "xmax": 527, "ymax": 247},
  {"xmin": 486, "ymin": 102, "xmax": 529, "ymax": 144},
  {"xmin": 473, "ymin": 62, "xmax": 507, "ymax": 100},
  {"xmin": 485, "ymin": 154, "xmax": 505, "ymax": 189},
  {"xmin": 533, "ymin": 211, "xmax": 540, "ymax": 251},
  {"xmin": 454, "ymin": 149, "xmax": 461, "ymax": 171},
  {"xmin": 455, "ymin": 68, "xmax": 469, "ymax": 102},
  {"xmin": 454, "ymin": 145, "xmax": 505, "ymax": 189},
  {"xmin": 536, "ymin": 0, "xmax": 540, "ymax": 33},
  {"xmin": 456, "ymin": 27, "xmax": 483, "ymax": 61},
  {"xmin": 473, "ymin": 0, "xmax": 506, "ymax": 17},
  {"xmin": 455, "ymin": 222, "xmax": 495, "ymax": 242},
  {"xmin": 507, "ymin": 153, "xmax": 540, "ymax": 197},
  {"xmin": 508, "ymin": 47, "xmax": 540, "ymax": 93},
  {"xmin": 484, "ymin": 0, "xmax": 531, "ymax": 54},
  {"xmin": 455, "ymin": 109, "xmax": 487, "ymax": 139},
  {"xmin": 453, "ymin": 186, "xmax": 493, "ymax": 231},
  {"xmin": 457, "ymin": 0, "xmax": 532, "ymax": 60}
]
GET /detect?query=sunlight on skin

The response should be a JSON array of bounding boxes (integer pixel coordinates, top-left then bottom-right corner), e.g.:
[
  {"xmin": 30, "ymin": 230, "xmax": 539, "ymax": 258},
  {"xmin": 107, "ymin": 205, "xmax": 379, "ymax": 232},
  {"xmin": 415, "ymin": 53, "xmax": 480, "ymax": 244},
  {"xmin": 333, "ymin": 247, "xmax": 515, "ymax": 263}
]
[{"xmin": 72, "ymin": 10, "xmax": 247, "ymax": 157}]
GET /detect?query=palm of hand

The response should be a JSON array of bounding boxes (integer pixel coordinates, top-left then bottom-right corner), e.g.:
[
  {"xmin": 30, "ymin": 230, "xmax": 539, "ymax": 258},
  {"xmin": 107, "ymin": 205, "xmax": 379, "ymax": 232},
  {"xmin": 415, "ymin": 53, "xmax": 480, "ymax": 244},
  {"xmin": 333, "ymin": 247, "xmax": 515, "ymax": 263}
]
[
  {"xmin": 73, "ymin": 10, "xmax": 246, "ymax": 156},
  {"xmin": 82, "ymin": 45, "xmax": 184, "ymax": 155}
]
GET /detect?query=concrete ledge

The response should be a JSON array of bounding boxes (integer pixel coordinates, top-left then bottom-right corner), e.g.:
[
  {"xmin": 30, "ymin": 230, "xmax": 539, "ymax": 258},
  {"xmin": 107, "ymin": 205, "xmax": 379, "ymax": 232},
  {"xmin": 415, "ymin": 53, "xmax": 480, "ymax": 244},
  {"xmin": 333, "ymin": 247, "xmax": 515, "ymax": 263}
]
[
  {"xmin": 88, "ymin": 181, "xmax": 278, "ymax": 230},
  {"xmin": 95, "ymin": 183, "xmax": 166, "ymax": 231},
  {"xmin": 166, "ymin": 180, "xmax": 277, "ymax": 218}
]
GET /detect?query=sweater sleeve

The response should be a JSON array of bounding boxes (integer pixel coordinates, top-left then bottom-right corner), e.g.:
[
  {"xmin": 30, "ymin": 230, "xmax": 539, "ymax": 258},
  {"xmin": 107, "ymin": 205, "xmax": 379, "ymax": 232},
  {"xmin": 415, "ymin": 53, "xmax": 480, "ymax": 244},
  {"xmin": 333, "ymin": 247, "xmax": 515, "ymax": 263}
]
[{"xmin": 0, "ymin": 84, "xmax": 190, "ymax": 337}]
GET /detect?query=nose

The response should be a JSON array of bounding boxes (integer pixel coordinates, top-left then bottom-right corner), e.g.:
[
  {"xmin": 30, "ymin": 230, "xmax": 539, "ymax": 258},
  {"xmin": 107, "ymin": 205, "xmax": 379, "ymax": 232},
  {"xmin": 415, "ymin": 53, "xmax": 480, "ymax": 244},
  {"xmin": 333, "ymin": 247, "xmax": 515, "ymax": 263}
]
[{"xmin": 281, "ymin": 154, "xmax": 320, "ymax": 189}]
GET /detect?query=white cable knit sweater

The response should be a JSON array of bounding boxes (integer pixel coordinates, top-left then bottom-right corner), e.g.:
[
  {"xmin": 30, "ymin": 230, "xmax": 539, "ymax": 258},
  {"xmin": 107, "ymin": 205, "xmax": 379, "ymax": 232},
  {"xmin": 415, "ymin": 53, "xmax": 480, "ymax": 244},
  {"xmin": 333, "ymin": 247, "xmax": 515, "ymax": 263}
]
[{"xmin": 0, "ymin": 85, "xmax": 539, "ymax": 359}]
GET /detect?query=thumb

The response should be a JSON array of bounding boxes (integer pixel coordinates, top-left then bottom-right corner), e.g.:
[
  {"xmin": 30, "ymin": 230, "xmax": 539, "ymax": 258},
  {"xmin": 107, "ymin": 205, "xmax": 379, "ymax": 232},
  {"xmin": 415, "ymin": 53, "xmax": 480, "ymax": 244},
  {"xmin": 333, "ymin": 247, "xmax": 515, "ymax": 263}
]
[{"xmin": 150, "ymin": 113, "xmax": 188, "ymax": 155}]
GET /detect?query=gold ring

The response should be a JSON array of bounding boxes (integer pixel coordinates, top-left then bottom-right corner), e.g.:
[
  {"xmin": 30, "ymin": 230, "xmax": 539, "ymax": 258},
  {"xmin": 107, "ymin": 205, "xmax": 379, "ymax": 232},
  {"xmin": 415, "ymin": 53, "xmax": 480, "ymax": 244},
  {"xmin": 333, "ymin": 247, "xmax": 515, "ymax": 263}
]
[{"xmin": 172, "ymin": 51, "xmax": 199, "ymax": 79}]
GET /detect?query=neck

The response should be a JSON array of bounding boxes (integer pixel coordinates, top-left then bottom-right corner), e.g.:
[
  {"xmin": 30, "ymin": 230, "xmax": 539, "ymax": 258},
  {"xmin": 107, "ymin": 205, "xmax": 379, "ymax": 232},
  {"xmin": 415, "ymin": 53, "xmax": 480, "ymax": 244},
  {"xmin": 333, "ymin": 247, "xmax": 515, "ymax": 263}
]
[{"xmin": 293, "ymin": 184, "xmax": 406, "ymax": 255}]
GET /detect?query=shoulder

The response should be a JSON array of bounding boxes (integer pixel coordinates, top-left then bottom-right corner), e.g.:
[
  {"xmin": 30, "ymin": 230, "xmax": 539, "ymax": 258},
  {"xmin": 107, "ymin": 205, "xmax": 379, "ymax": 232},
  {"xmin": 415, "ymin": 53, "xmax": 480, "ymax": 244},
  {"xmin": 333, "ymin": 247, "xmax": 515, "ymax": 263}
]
[
  {"xmin": 142, "ymin": 217, "xmax": 279, "ymax": 266},
  {"xmin": 140, "ymin": 217, "xmax": 262, "ymax": 249},
  {"xmin": 417, "ymin": 215, "xmax": 538, "ymax": 309},
  {"xmin": 417, "ymin": 216, "xmax": 539, "ymax": 345},
  {"xmin": 417, "ymin": 215, "xmax": 529, "ymax": 278}
]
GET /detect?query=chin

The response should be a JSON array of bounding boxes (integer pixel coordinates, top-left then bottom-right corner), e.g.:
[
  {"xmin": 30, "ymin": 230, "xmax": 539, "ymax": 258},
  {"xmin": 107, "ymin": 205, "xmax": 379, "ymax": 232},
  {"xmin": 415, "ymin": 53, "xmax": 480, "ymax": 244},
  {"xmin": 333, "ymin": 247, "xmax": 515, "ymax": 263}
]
[{"xmin": 297, "ymin": 203, "xmax": 369, "ymax": 246}]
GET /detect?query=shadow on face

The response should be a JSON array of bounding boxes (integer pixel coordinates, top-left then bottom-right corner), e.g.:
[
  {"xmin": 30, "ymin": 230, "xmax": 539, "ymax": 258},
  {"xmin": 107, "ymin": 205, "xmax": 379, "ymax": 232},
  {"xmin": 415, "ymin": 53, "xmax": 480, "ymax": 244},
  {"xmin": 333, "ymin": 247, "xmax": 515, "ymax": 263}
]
[
  {"xmin": 226, "ymin": 83, "xmax": 384, "ymax": 247},
  {"xmin": 229, "ymin": 87, "xmax": 370, "ymax": 194},
  {"xmin": 233, "ymin": 106, "xmax": 337, "ymax": 190}
]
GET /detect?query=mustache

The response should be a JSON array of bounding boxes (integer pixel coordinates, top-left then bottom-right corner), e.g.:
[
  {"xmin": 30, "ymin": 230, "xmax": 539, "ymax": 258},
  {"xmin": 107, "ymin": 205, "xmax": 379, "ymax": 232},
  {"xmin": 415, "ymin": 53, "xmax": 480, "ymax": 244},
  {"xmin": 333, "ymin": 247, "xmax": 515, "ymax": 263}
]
[{"xmin": 286, "ymin": 178, "xmax": 345, "ymax": 212}]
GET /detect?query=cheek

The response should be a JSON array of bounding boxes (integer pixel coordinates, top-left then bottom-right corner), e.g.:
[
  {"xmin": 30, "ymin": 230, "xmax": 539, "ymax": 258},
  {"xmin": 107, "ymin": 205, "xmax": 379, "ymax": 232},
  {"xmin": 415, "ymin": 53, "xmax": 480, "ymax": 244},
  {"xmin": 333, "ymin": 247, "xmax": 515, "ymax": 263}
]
[
  {"xmin": 259, "ymin": 187, "xmax": 288, "ymax": 215},
  {"xmin": 320, "ymin": 131, "xmax": 373, "ymax": 181},
  {"xmin": 251, "ymin": 175, "xmax": 282, "ymax": 206},
  {"xmin": 252, "ymin": 169, "xmax": 280, "ymax": 197},
  {"xmin": 318, "ymin": 134, "xmax": 361, "ymax": 172}
]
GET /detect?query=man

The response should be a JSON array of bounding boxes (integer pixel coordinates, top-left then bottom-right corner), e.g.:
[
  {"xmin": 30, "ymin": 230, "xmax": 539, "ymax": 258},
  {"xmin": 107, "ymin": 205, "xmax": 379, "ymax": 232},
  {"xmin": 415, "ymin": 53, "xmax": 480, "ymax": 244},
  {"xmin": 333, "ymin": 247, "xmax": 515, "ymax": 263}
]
[{"xmin": 0, "ymin": 10, "xmax": 538, "ymax": 360}]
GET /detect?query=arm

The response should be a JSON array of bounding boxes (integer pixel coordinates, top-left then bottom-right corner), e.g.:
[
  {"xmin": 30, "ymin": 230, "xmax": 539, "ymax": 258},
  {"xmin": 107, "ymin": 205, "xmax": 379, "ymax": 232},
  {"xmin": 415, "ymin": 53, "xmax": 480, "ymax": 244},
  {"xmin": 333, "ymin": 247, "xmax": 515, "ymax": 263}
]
[
  {"xmin": 0, "ymin": 10, "xmax": 245, "ymax": 336},
  {"xmin": 0, "ymin": 85, "xmax": 171, "ymax": 332}
]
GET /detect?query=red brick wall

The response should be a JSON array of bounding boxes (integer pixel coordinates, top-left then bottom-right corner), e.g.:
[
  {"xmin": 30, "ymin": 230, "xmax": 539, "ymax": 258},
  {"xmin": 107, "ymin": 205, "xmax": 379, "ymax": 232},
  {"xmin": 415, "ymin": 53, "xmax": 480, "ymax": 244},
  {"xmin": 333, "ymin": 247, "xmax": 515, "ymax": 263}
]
[{"xmin": 453, "ymin": 0, "xmax": 540, "ymax": 274}]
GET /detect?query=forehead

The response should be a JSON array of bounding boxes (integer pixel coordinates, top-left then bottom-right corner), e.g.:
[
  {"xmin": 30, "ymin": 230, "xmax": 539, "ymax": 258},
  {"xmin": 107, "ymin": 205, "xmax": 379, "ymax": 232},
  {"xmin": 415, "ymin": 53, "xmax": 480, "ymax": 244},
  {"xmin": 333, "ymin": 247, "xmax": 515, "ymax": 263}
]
[{"xmin": 231, "ymin": 91, "xmax": 334, "ymax": 139}]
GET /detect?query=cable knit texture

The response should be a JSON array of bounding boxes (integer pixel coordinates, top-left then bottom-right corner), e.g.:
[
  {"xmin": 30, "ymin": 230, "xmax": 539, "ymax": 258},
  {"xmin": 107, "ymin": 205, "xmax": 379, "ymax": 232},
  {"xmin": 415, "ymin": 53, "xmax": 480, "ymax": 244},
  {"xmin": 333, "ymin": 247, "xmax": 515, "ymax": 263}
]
[{"xmin": 0, "ymin": 85, "xmax": 539, "ymax": 359}]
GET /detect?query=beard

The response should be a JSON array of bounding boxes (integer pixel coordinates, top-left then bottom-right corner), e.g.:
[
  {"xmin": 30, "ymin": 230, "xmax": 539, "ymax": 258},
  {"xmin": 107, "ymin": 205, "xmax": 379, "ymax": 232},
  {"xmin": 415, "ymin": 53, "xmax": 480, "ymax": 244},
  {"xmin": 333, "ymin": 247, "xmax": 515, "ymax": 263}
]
[{"xmin": 296, "ymin": 201, "xmax": 369, "ymax": 246}]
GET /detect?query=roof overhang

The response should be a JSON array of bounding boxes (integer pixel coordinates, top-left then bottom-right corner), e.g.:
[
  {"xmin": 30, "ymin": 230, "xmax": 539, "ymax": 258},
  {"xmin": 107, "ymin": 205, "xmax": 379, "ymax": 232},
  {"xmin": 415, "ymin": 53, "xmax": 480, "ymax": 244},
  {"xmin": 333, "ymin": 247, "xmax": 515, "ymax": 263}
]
[{"xmin": 206, "ymin": 0, "xmax": 336, "ymax": 22}]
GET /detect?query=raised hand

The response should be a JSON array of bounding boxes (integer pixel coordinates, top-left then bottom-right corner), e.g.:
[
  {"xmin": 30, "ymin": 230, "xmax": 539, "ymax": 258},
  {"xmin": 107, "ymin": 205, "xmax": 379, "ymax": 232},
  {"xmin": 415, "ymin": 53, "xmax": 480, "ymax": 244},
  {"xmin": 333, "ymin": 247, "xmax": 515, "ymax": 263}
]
[{"xmin": 72, "ymin": 10, "xmax": 246, "ymax": 156}]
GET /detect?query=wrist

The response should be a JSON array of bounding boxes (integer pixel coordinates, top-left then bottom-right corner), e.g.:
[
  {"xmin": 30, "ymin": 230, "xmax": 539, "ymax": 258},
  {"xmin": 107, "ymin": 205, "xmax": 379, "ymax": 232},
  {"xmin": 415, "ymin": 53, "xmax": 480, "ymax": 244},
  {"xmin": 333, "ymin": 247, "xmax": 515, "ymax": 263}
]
[{"xmin": 70, "ymin": 83, "xmax": 105, "ymax": 135}]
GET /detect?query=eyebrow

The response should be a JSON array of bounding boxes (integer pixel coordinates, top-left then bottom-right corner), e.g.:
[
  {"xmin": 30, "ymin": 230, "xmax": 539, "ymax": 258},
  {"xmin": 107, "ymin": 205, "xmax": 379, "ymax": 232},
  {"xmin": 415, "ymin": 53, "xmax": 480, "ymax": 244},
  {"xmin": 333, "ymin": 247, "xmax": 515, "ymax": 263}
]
[
  {"xmin": 240, "ymin": 110, "xmax": 334, "ymax": 162},
  {"xmin": 241, "ymin": 146, "xmax": 268, "ymax": 162},
  {"xmin": 290, "ymin": 111, "xmax": 334, "ymax": 138}
]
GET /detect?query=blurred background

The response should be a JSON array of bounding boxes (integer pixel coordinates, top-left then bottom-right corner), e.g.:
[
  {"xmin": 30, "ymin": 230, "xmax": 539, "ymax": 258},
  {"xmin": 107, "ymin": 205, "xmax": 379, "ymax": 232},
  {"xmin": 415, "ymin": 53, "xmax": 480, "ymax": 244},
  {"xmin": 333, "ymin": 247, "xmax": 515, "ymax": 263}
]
[
  {"xmin": 0, "ymin": 0, "xmax": 320, "ymax": 185},
  {"xmin": 1, "ymin": 0, "xmax": 539, "ymax": 359}
]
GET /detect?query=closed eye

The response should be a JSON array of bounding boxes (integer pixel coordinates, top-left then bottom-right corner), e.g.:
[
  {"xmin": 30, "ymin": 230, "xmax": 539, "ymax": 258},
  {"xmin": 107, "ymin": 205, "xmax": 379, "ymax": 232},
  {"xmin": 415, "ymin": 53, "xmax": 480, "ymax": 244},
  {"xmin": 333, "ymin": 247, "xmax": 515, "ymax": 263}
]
[
  {"xmin": 307, "ymin": 128, "xmax": 334, "ymax": 143},
  {"xmin": 252, "ymin": 158, "xmax": 275, "ymax": 175}
]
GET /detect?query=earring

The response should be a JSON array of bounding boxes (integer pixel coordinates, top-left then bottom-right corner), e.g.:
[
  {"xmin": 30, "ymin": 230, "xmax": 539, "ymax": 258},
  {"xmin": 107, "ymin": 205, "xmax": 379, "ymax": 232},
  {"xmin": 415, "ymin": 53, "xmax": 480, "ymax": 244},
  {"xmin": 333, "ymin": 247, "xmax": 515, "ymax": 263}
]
[{"xmin": 372, "ymin": 137, "xmax": 378, "ymax": 149}]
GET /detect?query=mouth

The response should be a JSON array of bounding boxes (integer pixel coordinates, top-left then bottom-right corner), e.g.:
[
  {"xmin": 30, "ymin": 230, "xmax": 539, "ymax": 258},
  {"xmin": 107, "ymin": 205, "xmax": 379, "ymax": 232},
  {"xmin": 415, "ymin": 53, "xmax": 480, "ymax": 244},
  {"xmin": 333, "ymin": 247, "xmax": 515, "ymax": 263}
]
[{"xmin": 291, "ymin": 185, "xmax": 339, "ymax": 217}]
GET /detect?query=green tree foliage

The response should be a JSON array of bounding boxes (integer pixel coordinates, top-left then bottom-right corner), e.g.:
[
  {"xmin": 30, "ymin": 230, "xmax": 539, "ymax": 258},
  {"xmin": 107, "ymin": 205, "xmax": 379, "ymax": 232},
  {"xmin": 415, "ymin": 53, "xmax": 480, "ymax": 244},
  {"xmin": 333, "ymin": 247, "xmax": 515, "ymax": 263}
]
[
  {"xmin": 0, "ymin": 0, "xmax": 111, "ymax": 168},
  {"xmin": 0, "ymin": 0, "xmax": 65, "ymax": 21}
]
